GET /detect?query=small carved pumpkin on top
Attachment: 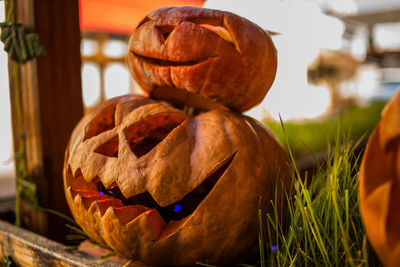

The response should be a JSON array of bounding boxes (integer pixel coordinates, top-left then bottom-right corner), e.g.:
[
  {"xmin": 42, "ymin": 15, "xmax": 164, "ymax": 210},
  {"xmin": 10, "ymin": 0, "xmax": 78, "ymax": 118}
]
[
  {"xmin": 64, "ymin": 95, "xmax": 291, "ymax": 265},
  {"xmin": 359, "ymin": 89, "xmax": 400, "ymax": 267},
  {"xmin": 128, "ymin": 6, "xmax": 277, "ymax": 112}
]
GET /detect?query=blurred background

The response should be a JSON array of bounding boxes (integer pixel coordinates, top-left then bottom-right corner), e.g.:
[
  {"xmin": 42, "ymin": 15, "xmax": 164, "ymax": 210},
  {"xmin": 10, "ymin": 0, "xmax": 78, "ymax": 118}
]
[{"xmin": 1, "ymin": 0, "xmax": 400, "ymax": 185}]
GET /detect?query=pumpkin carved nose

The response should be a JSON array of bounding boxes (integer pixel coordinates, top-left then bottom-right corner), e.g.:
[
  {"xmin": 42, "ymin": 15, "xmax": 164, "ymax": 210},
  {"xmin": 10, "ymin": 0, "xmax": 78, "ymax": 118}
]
[
  {"xmin": 94, "ymin": 135, "xmax": 119, "ymax": 157},
  {"xmin": 156, "ymin": 25, "xmax": 175, "ymax": 42},
  {"xmin": 124, "ymin": 113, "xmax": 186, "ymax": 158},
  {"xmin": 83, "ymin": 104, "xmax": 116, "ymax": 141}
]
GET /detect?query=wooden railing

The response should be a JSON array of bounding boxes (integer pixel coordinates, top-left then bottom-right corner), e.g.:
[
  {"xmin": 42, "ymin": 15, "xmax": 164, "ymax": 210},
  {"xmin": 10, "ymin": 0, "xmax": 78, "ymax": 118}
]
[{"xmin": 0, "ymin": 219, "xmax": 120, "ymax": 266}]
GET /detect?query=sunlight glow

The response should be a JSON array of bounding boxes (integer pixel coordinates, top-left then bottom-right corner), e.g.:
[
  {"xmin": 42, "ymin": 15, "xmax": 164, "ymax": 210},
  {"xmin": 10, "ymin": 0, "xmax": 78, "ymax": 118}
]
[
  {"xmin": 0, "ymin": 2, "xmax": 15, "ymax": 179},
  {"xmin": 322, "ymin": 0, "xmax": 358, "ymax": 15},
  {"xmin": 373, "ymin": 22, "xmax": 400, "ymax": 52},
  {"xmin": 349, "ymin": 27, "xmax": 368, "ymax": 61},
  {"xmin": 104, "ymin": 64, "xmax": 130, "ymax": 99},
  {"xmin": 81, "ymin": 38, "xmax": 99, "ymax": 56},
  {"xmin": 356, "ymin": 64, "xmax": 380, "ymax": 99},
  {"xmin": 82, "ymin": 63, "xmax": 101, "ymax": 107},
  {"xmin": 103, "ymin": 39, "xmax": 127, "ymax": 58}
]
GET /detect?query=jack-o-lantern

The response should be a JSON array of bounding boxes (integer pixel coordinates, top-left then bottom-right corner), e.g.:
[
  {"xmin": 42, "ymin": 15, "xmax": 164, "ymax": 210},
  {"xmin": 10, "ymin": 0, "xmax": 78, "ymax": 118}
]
[
  {"xmin": 64, "ymin": 95, "xmax": 290, "ymax": 265},
  {"xmin": 360, "ymin": 89, "xmax": 400, "ymax": 267},
  {"xmin": 128, "ymin": 6, "xmax": 277, "ymax": 112}
]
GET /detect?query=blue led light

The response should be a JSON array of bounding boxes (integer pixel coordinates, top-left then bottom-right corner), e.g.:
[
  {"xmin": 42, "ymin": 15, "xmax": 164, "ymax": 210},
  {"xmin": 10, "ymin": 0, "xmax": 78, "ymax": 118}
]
[
  {"xmin": 173, "ymin": 204, "xmax": 182, "ymax": 213},
  {"xmin": 272, "ymin": 245, "xmax": 278, "ymax": 251},
  {"xmin": 100, "ymin": 192, "xmax": 104, "ymax": 195}
]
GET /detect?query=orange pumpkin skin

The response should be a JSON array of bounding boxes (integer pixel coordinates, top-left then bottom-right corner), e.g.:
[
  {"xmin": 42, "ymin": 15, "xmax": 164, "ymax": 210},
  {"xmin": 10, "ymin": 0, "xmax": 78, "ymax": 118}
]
[
  {"xmin": 359, "ymin": 89, "xmax": 400, "ymax": 267},
  {"xmin": 128, "ymin": 6, "xmax": 277, "ymax": 112},
  {"xmin": 63, "ymin": 95, "xmax": 290, "ymax": 265}
]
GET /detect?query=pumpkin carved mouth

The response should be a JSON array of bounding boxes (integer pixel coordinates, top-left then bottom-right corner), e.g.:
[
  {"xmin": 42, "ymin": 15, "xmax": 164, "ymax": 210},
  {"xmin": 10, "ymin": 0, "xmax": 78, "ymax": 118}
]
[
  {"xmin": 66, "ymin": 151, "xmax": 236, "ymax": 239},
  {"xmin": 131, "ymin": 52, "xmax": 218, "ymax": 67}
]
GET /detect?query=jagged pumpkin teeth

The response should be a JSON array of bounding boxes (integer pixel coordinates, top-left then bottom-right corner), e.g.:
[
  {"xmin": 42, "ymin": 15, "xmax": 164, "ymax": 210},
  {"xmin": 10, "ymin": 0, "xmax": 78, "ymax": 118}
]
[
  {"xmin": 113, "ymin": 205, "xmax": 149, "ymax": 225},
  {"xmin": 107, "ymin": 182, "xmax": 118, "ymax": 189},
  {"xmin": 82, "ymin": 194, "xmax": 112, "ymax": 209},
  {"xmin": 70, "ymin": 188, "xmax": 100, "ymax": 199},
  {"xmin": 73, "ymin": 168, "xmax": 83, "ymax": 178},
  {"xmin": 66, "ymin": 168, "xmax": 93, "ymax": 189},
  {"xmin": 96, "ymin": 198, "xmax": 124, "ymax": 215},
  {"xmin": 145, "ymin": 209, "xmax": 166, "ymax": 239},
  {"xmin": 91, "ymin": 177, "xmax": 101, "ymax": 183}
]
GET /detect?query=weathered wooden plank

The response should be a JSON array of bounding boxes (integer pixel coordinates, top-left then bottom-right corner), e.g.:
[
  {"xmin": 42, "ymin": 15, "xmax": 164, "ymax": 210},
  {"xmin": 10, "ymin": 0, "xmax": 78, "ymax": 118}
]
[
  {"xmin": 0, "ymin": 220, "xmax": 120, "ymax": 267},
  {"xmin": 8, "ymin": 0, "xmax": 84, "ymax": 241},
  {"xmin": 32, "ymin": 0, "xmax": 84, "ymax": 242}
]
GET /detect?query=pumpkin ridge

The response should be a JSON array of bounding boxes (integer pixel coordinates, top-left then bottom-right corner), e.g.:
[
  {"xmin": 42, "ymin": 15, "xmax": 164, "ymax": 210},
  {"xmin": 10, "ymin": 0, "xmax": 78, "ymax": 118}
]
[
  {"xmin": 112, "ymin": 205, "xmax": 150, "ymax": 225},
  {"xmin": 81, "ymin": 194, "xmax": 112, "ymax": 209},
  {"xmin": 95, "ymin": 199, "xmax": 124, "ymax": 216},
  {"xmin": 70, "ymin": 188, "xmax": 99, "ymax": 199}
]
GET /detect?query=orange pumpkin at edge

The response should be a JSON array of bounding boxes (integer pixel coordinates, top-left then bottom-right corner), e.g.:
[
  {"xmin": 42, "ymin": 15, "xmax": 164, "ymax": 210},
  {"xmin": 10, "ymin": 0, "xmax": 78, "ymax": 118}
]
[
  {"xmin": 359, "ymin": 89, "xmax": 400, "ymax": 267},
  {"xmin": 63, "ymin": 94, "xmax": 291, "ymax": 265}
]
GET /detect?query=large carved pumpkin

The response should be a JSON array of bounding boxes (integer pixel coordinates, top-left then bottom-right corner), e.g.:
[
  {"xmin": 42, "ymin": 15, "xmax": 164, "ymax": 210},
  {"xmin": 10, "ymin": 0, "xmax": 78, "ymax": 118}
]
[
  {"xmin": 359, "ymin": 89, "xmax": 400, "ymax": 267},
  {"xmin": 64, "ymin": 95, "xmax": 290, "ymax": 265},
  {"xmin": 128, "ymin": 6, "xmax": 277, "ymax": 112}
]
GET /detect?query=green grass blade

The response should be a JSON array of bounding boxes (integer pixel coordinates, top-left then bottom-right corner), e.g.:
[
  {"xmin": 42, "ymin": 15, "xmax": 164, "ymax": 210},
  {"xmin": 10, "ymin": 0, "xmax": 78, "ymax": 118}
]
[{"xmin": 258, "ymin": 208, "xmax": 266, "ymax": 267}]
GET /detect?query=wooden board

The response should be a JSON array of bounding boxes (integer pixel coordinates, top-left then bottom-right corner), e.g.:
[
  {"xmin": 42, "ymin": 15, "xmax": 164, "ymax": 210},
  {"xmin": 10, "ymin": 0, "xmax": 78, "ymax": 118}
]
[{"xmin": 0, "ymin": 220, "xmax": 120, "ymax": 266}]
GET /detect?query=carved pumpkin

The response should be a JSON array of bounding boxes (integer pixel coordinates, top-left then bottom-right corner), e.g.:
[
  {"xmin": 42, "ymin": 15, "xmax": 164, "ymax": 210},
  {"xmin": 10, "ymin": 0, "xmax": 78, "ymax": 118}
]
[
  {"xmin": 360, "ymin": 89, "xmax": 400, "ymax": 267},
  {"xmin": 128, "ymin": 6, "xmax": 277, "ymax": 112},
  {"xmin": 63, "ymin": 95, "xmax": 290, "ymax": 265}
]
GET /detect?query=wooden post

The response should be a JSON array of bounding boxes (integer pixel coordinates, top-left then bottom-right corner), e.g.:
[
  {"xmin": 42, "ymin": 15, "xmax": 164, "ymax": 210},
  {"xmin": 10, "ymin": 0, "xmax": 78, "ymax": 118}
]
[{"xmin": 8, "ymin": 0, "xmax": 83, "ymax": 242}]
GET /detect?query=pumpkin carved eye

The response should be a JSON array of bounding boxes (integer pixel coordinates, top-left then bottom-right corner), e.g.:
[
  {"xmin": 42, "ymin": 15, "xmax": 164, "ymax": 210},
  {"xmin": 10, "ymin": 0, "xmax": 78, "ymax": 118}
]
[
  {"xmin": 153, "ymin": 18, "xmax": 238, "ymax": 51},
  {"xmin": 91, "ymin": 113, "xmax": 185, "ymax": 159},
  {"xmin": 94, "ymin": 135, "xmax": 119, "ymax": 157},
  {"xmin": 137, "ymin": 16, "xmax": 151, "ymax": 28},
  {"xmin": 187, "ymin": 17, "xmax": 239, "ymax": 52},
  {"xmin": 124, "ymin": 113, "xmax": 185, "ymax": 158},
  {"xmin": 83, "ymin": 104, "xmax": 117, "ymax": 141},
  {"xmin": 156, "ymin": 25, "xmax": 175, "ymax": 43}
]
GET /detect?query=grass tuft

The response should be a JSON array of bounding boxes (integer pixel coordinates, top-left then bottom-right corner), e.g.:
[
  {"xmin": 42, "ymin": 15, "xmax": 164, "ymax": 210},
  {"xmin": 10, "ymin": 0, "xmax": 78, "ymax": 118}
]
[{"xmin": 262, "ymin": 123, "xmax": 382, "ymax": 267}]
